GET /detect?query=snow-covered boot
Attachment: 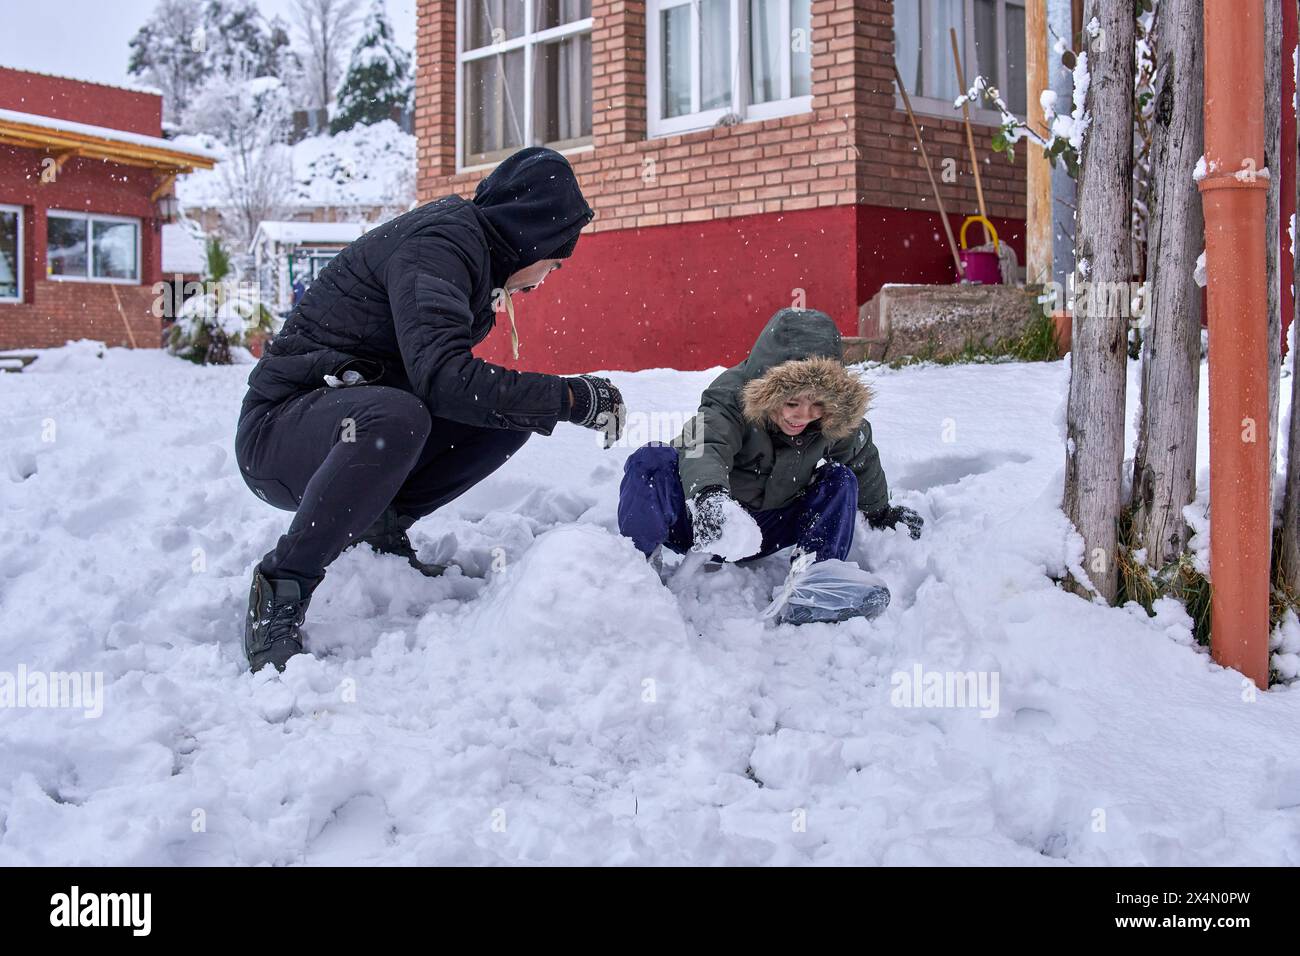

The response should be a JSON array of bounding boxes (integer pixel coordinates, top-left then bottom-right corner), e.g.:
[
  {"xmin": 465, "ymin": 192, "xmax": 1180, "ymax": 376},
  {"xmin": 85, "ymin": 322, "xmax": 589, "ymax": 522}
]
[
  {"xmin": 354, "ymin": 508, "xmax": 445, "ymax": 577},
  {"xmin": 244, "ymin": 569, "xmax": 313, "ymax": 673},
  {"xmin": 764, "ymin": 553, "xmax": 891, "ymax": 625}
]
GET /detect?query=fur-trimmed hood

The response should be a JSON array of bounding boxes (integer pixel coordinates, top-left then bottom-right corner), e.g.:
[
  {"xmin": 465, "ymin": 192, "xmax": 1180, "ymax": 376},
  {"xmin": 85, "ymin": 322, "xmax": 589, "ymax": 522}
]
[{"xmin": 741, "ymin": 354, "xmax": 871, "ymax": 441}]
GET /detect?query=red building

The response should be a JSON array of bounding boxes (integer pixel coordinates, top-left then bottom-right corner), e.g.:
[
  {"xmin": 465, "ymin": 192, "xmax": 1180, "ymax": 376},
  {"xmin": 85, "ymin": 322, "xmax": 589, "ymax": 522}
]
[
  {"xmin": 416, "ymin": 0, "xmax": 1028, "ymax": 372},
  {"xmin": 0, "ymin": 67, "xmax": 215, "ymax": 350}
]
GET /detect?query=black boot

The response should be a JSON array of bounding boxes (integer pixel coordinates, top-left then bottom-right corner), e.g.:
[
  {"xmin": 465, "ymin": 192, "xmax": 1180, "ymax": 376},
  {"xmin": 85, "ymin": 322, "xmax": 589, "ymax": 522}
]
[
  {"xmin": 244, "ymin": 568, "xmax": 313, "ymax": 672},
  {"xmin": 353, "ymin": 508, "xmax": 445, "ymax": 577}
]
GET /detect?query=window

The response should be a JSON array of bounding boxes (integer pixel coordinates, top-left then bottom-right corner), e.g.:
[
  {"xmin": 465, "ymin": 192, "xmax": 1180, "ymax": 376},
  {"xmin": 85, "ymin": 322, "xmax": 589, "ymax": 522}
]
[
  {"xmin": 894, "ymin": 0, "xmax": 1026, "ymax": 122},
  {"xmin": 0, "ymin": 205, "xmax": 20, "ymax": 303},
  {"xmin": 459, "ymin": 0, "xmax": 593, "ymax": 168},
  {"xmin": 47, "ymin": 212, "xmax": 141, "ymax": 284},
  {"xmin": 647, "ymin": 0, "xmax": 812, "ymax": 136}
]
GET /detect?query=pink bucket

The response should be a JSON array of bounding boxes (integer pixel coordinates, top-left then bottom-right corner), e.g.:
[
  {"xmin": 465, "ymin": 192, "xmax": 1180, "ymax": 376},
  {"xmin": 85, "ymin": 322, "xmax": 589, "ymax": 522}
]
[{"xmin": 959, "ymin": 216, "xmax": 1002, "ymax": 285}]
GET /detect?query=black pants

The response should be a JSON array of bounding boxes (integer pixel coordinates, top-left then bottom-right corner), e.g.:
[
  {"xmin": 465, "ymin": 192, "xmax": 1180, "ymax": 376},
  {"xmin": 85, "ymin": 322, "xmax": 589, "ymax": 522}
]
[{"xmin": 235, "ymin": 385, "xmax": 530, "ymax": 586}]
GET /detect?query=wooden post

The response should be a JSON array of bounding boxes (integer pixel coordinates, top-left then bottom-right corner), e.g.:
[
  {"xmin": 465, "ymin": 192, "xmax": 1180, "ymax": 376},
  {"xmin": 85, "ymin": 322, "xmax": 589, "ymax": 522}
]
[
  {"xmin": 1025, "ymin": 0, "xmax": 1051, "ymax": 286},
  {"xmin": 1131, "ymin": 0, "xmax": 1204, "ymax": 571},
  {"xmin": 1063, "ymin": 0, "xmax": 1134, "ymax": 604}
]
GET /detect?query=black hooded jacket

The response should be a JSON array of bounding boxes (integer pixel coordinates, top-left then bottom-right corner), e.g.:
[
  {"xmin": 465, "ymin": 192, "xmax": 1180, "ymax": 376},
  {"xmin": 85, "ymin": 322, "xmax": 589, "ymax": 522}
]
[{"xmin": 243, "ymin": 147, "xmax": 595, "ymax": 433}]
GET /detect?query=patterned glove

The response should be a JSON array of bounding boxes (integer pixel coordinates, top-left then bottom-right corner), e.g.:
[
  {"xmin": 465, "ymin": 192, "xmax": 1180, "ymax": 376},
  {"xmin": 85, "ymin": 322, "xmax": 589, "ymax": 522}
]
[
  {"xmin": 688, "ymin": 485, "xmax": 731, "ymax": 551},
  {"xmin": 867, "ymin": 505, "xmax": 924, "ymax": 540},
  {"xmin": 566, "ymin": 375, "xmax": 627, "ymax": 448}
]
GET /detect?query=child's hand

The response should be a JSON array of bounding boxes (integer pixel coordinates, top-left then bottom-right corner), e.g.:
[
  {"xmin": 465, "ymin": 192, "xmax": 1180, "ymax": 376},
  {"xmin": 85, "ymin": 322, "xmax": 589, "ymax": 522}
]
[
  {"xmin": 867, "ymin": 505, "xmax": 924, "ymax": 540},
  {"xmin": 688, "ymin": 486, "xmax": 732, "ymax": 550}
]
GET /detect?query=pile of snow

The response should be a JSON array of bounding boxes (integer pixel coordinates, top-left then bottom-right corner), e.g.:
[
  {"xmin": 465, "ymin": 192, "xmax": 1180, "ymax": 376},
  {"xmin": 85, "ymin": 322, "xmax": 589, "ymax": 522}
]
[
  {"xmin": 175, "ymin": 119, "xmax": 415, "ymax": 213},
  {"xmin": 1, "ymin": 343, "xmax": 1298, "ymax": 865}
]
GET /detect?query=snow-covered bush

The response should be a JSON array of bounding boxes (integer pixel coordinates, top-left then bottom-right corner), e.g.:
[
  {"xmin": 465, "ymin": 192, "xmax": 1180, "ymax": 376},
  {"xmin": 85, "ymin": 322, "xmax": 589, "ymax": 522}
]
[{"xmin": 166, "ymin": 237, "xmax": 275, "ymax": 365}]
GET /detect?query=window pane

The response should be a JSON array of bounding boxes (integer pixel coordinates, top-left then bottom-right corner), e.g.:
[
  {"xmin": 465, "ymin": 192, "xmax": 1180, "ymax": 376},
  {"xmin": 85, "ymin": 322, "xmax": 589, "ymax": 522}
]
[
  {"xmin": 699, "ymin": 0, "xmax": 731, "ymax": 110},
  {"xmin": 662, "ymin": 4, "xmax": 691, "ymax": 118},
  {"xmin": 467, "ymin": 0, "xmax": 526, "ymax": 50},
  {"xmin": 533, "ymin": 0, "xmax": 591, "ymax": 31},
  {"xmin": 894, "ymin": 0, "xmax": 922, "ymax": 96},
  {"xmin": 749, "ymin": 0, "xmax": 780, "ymax": 104},
  {"xmin": 791, "ymin": 0, "xmax": 811, "ymax": 97},
  {"xmin": 533, "ymin": 33, "xmax": 592, "ymax": 145},
  {"xmin": 0, "ymin": 211, "xmax": 17, "ymax": 298},
  {"xmin": 466, "ymin": 48, "xmax": 526, "ymax": 159},
  {"xmin": 1005, "ymin": 3, "xmax": 1027, "ymax": 114},
  {"xmin": 973, "ymin": 0, "xmax": 997, "ymax": 90},
  {"xmin": 92, "ymin": 220, "xmax": 138, "ymax": 280},
  {"xmin": 925, "ymin": 0, "xmax": 962, "ymax": 101},
  {"xmin": 47, "ymin": 216, "xmax": 87, "ymax": 278}
]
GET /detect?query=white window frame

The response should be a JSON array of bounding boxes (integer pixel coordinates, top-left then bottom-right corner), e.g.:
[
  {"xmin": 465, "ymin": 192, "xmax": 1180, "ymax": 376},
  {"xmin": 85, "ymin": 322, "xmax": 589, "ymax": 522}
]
[
  {"xmin": 646, "ymin": 0, "xmax": 812, "ymax": 138},
  {"xmin": 46, "ymin": 210, "xmax": 142, "ymax": 285},
  {"xmin": 457, "ymin": 0, "xmax": 595, "ymax": 171},
  {"xmin": 893, "ymin": 0, "xmax": 1026, "ymax": 127},
  {"xmin": 0, "ymin": 204, "xmax": 21, "ymax": 304}
]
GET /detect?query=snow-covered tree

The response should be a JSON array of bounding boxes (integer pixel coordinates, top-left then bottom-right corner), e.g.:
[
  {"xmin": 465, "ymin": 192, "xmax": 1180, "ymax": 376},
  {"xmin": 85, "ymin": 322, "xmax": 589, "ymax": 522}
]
[
  {"xmin": 129, "ymin": 0, "xmax": 300, "ymax": 130},
  {"xmin": 167, "ymin": 236, "xmax": 275, "ymax": 365},
  {"xmin": 198, "ymin": 0, "xmax": 289, "ymax": 80},
  {"xmin": 330, "ymin": 0, "xmax": 412, "ymax": 134},
  {"xmin": 127, "ymin": 0, "xmax": 206, "ymax": 127},
  {"xmin": 185, "ymin": 70, "xmax": 293, "ymax": 248},
  {"xmin": 292, "ymin": 0, "xmax": 362, "ymax": 111}
]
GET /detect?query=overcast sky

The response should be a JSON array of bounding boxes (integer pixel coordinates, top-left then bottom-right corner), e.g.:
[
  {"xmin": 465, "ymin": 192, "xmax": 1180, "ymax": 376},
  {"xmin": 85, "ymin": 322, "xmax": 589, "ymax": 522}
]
[{"xmin": 0, "ymin": 0, "xmax": 417, "ymax": 89}]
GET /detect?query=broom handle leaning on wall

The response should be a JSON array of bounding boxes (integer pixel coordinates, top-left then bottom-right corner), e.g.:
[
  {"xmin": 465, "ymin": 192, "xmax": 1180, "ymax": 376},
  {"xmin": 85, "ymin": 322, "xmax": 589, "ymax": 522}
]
[
  {"xmin": 950, "ymin": 27, "xmax": 991, "ymax": 246},
  {"xmin": 893, "ymin": 62, "xmax": 965, "ymax": 279}
]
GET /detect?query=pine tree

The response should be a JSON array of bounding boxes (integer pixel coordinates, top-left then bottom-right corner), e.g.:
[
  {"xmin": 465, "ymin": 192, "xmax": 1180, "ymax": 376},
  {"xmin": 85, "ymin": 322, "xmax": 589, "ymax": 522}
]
[{"xmin": 330, "ymin": 0, "xmax": 412, "ymax": 134}]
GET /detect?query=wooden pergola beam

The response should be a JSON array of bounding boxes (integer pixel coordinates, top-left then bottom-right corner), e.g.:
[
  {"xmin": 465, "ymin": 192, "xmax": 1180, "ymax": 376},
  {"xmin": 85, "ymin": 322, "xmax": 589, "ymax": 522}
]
[{"xmin": 0, "ymin": 118, "xmax": 215, "ymax": 174}]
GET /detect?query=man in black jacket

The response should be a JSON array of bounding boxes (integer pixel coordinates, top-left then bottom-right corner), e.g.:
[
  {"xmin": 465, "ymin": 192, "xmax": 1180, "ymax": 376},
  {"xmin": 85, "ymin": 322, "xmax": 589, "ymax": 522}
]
[{"xmin": 236, "ymin": 147, "xmax": 624, "ymax": 673}]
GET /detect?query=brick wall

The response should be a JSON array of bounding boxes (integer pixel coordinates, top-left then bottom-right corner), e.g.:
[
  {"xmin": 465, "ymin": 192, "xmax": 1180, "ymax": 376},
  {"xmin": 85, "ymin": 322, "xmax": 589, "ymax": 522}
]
[
  {"xmin": 415, "ymin": 0, "xmax": 1024, "ymax": 227},
  {"xmin": 0, "ymin": 281, "xmax": 160, "ymax": 350},
  {"xmin": 0, "ymin": 67, "xmax": 163, "ymax": 137}
]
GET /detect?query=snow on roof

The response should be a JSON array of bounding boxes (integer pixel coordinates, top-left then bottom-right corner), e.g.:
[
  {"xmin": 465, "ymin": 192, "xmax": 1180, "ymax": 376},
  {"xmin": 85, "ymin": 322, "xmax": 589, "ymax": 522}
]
[
  {"xmin": 162, "ymin": 223, "xmax": 207, "ymax": 276},
  {"xmin": 251, "ymin": 220, "xmax": 370, "ymax": 249},
  {"xmin": 0, "ymin": 108, "xmax": 219, "ymax": 162}
]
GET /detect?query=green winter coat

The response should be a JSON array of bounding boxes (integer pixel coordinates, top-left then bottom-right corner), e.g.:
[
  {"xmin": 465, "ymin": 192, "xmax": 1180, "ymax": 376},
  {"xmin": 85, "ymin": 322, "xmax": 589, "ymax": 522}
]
[{"xmin": 674, "ymin": 308, "xmax": 890, "ymax": 516}]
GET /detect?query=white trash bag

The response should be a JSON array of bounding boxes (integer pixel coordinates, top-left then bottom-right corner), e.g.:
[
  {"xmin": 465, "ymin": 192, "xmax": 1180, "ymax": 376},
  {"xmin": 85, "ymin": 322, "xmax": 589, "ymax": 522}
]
[{"xmin": 762, "ymin": 556, "xmax": 891, "ymax": 625}]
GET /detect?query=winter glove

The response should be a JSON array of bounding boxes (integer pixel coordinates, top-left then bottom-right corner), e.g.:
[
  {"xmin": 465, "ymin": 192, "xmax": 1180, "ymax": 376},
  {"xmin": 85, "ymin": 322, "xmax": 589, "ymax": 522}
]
[
  {"xmin": 566, "ymin": 375, "xmax": 627, "ymax": 448},
  {"xmin": 688, "ymin": 485, "xmax": 732, "ymax": 552},
  {"xmin": 867, "ymin": 505, "xmax": 924, "ymax": 540}
]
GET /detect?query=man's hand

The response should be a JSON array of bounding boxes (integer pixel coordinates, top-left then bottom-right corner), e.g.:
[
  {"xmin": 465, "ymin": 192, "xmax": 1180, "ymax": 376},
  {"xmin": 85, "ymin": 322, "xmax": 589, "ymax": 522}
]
[
  {"xmin": 689, "ymin": 486, "xmax": 732, "ymax": 551},
  {"xmin": 566, "ymin": 375, "xmax": 626, "ymax": 448},
  {"xmin": 867, "ymin": 505, "xmax": 924, "ymax": 540}
]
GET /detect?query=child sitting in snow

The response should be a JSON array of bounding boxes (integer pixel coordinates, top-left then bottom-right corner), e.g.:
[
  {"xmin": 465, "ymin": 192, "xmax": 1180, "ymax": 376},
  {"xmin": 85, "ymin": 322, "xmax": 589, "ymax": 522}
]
[{"xmin": 617, "ymin": 307, "xmax": 923, "ymax": 622}]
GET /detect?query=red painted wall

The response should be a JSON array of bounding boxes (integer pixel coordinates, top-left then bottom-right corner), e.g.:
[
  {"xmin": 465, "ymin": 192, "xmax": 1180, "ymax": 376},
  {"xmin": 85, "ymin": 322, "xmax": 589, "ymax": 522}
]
[
  {"xmin": 474, "ymin": 203, "xmax": 1026, "ymax": 374},
  {"xmin": 0, "ymin": 147, "xmax": 163, "ymax": 289},
  {"xmin": 0, "ymin": 67, "xmax": 162, "ymax": 136},
  {"xmin": 854, "ymin": 205, "xmax": 1025, "ymax": 307},
  {"xmin": 0, "ymin": 69, "xmax": 167, "ymax": 349}
]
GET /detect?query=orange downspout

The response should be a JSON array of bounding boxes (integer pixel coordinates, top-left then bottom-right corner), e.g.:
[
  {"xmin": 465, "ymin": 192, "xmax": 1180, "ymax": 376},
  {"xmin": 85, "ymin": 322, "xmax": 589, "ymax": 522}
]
[{"xmin": 1200, "ymin": 0, "xmax": 1271, "ymax": 687}]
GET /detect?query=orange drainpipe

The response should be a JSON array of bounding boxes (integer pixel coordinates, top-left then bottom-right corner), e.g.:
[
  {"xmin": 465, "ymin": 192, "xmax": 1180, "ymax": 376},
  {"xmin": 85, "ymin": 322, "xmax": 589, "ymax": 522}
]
[{"xmin": 1199, "ymin": 0, "xmax": 1271, "ymax": 687}]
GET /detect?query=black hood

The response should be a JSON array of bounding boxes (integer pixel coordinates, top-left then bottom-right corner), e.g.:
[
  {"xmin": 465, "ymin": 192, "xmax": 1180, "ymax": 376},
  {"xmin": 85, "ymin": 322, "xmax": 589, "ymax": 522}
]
[{"xmin": 473, "ymin": 147, "xmax": 594, "ymax": 289}]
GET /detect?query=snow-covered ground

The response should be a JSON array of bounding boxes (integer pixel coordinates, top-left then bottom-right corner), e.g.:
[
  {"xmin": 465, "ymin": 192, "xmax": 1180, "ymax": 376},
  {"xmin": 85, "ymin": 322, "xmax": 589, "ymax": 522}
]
[{"xmin": 2, "ymin": 342, "xmax": 1299, "ymax": 865}]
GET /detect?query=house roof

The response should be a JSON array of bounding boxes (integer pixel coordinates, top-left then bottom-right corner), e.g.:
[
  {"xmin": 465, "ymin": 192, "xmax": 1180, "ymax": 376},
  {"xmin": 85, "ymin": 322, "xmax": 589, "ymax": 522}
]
[
  {"xmin": 250, "ymin": 220, "xmax": 370, "ymax": 251},
  {"xmin": 0, "ymin": 108, "xmax": 217, "ymax": 174},
  {"xmin": 162, "ymin": 223, "xmax": 208, "ymax": 276}
]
